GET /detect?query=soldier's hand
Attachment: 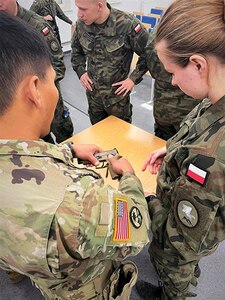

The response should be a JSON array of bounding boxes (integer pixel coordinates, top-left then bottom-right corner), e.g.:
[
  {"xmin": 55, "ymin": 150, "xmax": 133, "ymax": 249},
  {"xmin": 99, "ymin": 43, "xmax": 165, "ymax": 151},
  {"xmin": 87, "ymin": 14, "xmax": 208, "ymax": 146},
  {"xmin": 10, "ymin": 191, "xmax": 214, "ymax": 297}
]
[
  {"xmin": 142, "ymin": 146, "xmax": 166, "ymax": 174},
  {"xmin": 74, "ymin": 144, "xmax": 103, "ymax": 166},
  {"xmin": 112, "ymin": 78, "xmax": 135, "ymax": 97},
  {"xmin": 107, "ymin": 155, "xmax": 135, "ymax": 175},
  {"xmin": 44, "ymin": 15, "xmax": 53, "ymax": 21},
  {"xmin": 80, "ymin": 73, "xmax": 93, "ymax": 91}
]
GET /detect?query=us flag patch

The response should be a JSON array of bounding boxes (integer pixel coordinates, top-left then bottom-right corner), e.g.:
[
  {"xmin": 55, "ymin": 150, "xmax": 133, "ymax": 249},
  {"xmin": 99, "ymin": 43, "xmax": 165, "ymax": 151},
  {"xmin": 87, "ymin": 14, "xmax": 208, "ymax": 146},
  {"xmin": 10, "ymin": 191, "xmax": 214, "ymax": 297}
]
[
  {"xmin": 113, "ymin": 198, "xmax": 130, "ymax": 242},
  {"xmin": 187, "ymin": 163, "xmax": 207, "ymax": 185},
  {"xmin": 134, "ymin": 24, "xmax": 142, "ymax": 33},
  {"xmin": 42, "ymin": 27, "xmax": 50, "ymax": 36}
]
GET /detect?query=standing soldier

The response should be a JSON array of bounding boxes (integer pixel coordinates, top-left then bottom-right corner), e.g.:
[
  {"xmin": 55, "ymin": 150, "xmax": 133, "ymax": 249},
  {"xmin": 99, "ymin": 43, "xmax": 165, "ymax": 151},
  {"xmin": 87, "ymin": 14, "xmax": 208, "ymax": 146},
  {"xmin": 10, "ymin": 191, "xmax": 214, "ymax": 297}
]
[
  {"xmin": 71, "ymin": 0, "xmax": 148, "ymax": 125},
  {"xmin": 0, "ymin": 0, "xmax": 74, "ymax": 143},
  {"xmin": 145, "ymin": 28, "xmax": 198, "ymax": 140},
  {"xmin": 30, "ymin": 0, "xmax": 75, "ymax": 45}
]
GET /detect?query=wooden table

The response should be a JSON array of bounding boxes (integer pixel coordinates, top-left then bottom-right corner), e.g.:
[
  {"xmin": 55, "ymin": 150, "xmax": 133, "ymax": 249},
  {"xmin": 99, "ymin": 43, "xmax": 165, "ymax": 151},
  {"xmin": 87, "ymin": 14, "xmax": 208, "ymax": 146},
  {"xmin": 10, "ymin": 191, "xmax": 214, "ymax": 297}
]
[{"xmin": 67, "ymin": 116, "xmax": 166, "ymax": 192}]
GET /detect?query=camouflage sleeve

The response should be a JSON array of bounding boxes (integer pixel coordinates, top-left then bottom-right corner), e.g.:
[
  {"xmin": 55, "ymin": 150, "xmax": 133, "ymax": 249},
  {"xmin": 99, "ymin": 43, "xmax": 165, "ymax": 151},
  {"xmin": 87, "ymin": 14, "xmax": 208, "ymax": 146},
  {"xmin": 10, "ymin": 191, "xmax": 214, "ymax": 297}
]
[
  {"xmin": 42, "ymin": 23, "xmax": 66, "ymax": 81},
  {"xmin": 128, "ymin": 18, "xmax": 149, "ymax": 85},
  {"xmin": 71, "ymin": 23, "xmax": 87, "ymax": 79},
  {"xmin": 144, "ymin": 27, "xmax": 171, "ymax": 81},
  {"xmin": 150, "ymin": 153, "xmax": 225, "ymax": 254},
  {"xmin": 55, "ymin": 2, "xmax": 72, "ymax": 24},
  {"xmin": 30, "ymin": 1, "xmax": 42, "ymax": 14},
  {"xmin": 47, "ymin": 173, "xmax": 150, "ymax": 276}
]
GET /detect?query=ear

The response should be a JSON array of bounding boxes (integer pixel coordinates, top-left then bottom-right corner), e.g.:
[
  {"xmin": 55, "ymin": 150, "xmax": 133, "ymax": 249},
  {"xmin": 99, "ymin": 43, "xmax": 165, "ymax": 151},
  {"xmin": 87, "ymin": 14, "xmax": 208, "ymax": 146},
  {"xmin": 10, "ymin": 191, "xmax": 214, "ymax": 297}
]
[
  {"xmin": 189, "ymin": 54, "xmax": 208, "ymax": 75},
  {"xmin": 98, "ymin": 1, "xmax": 103, "ymax": 11},
  {"xmin": 24, "ymin": 75, "xmax": 43, "ymax": 109}
]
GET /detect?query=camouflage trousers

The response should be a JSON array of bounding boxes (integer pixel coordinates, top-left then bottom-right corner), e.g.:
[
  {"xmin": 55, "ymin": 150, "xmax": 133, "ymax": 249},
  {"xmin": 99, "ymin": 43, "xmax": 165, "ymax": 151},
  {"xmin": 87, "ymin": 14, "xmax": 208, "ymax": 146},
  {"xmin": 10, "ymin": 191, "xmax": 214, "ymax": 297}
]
[
  {"xmin": 52, "ymin": 81, "xmax": 74, "ymax": 143},
  {"xmin": 86, "ymin": 91, "xmax": 132, "ymax": 124},
  {"xmin": 154, "ymin": 120, "xmax": 180, "ymax": 141},
  {"xmin": 149, "ymin": 239, "xmax": 217, "ymax": 299}
]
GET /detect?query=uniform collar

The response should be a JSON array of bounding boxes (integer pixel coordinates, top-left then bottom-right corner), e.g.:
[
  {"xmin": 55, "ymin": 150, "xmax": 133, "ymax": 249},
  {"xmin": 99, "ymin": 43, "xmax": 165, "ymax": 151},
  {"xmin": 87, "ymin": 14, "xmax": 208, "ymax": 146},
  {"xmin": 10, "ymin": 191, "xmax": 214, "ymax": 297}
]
[
  {"xmin": 78, "ymin": 3, "xmax": 118, "ymax": 36},
  {"xmin": 170, "ymin": 96, "xmax": 225, "ymax": 145},
  {"xmin": 0, "ymin": 139, "xmax": 73, "ymax": 163},
  {"xmin": 16, "ymin": 2, "xmax": 24, "ymax": 17}
]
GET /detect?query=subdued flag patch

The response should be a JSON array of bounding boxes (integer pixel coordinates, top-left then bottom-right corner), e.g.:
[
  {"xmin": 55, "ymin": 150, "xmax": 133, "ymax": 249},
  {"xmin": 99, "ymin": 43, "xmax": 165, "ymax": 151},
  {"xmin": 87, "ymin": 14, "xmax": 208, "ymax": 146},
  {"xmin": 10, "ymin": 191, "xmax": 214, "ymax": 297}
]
[
  {"xmin": 113, "ymin": 198, "xmax": 130, "ymax": 242},
  {"xmin": 187, "ymin": 163, "xmax": 207, "ymax": 185},
  {"xmin": 42, "ymin": 27, "xmax": 50, "ymax": 36},
  {"xmin": 134, "ymin": 24, "xmax": 142, "ymax": 33}
]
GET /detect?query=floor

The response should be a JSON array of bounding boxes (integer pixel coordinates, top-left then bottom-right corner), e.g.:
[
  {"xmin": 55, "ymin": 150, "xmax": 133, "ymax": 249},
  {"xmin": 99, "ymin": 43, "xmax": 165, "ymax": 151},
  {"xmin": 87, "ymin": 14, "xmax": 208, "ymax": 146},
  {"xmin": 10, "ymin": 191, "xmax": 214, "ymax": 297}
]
[{"xmin": 1, "ymin": 53, "xmax": 225, "ymax": 300}]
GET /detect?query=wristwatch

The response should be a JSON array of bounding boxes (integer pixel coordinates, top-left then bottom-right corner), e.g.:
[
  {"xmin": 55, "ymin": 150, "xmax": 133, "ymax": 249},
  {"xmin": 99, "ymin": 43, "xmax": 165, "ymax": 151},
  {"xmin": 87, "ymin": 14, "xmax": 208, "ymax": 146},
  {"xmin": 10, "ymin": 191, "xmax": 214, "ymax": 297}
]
[
  {"xmin": 145, "ymin": 194, "xmax": 157, "ymax": 204},
  {"xmin": 66, "ymin": 141, "xmax": 76, "ymax": 158}
]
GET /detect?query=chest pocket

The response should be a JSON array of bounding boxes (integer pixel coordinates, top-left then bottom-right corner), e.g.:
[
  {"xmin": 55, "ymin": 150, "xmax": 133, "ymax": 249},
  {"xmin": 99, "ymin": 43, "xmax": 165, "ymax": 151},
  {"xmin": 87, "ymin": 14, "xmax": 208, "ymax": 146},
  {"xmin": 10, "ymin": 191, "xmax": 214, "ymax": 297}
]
[
  {"xmin": 79, "ymin": 32, "xmax": 94, "ymax": 55},
  {"xmin": 105, "ymin": 36, "xmax": 126, "ymax": 64}
]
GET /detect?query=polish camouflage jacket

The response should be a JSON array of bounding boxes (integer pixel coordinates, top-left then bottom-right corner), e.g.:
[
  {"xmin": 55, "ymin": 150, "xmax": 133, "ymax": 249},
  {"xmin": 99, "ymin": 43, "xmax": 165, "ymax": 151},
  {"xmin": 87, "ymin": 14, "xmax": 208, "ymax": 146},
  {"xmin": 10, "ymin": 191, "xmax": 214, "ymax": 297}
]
[
  {"xmin": 0, "ymin": 140, "xmax": 150, "ymax": 299},
  {"xmin": 149, "ymin": 96, "xmax": 225, "ymax": 259},
  {"xmin": 17, "ymin": 3, "xmax": 65, "ymax": 81},
  {"xmin": 71, "ymin": 3, "xmax": 148, "ymax": 106},
  {"xmin": 30, "ymin": 0, "xmax": 72, "ymax": 37},
  {"xmin": 145, "ymin": 28, "xmax": 197, "ymax": 129}
]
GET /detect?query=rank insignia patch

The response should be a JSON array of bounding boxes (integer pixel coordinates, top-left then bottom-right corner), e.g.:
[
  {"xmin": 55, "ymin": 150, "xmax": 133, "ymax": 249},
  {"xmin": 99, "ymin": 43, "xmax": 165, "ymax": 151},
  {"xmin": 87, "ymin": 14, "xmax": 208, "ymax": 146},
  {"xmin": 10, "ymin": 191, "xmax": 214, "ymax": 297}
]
[
  {"xmin": 134, "ymin": 24, "xmax": 142, "ymax": 33},
  {"xmin": 113, "ymin": 198, "xmax": 130, "ymax": 242},
  {"xmin": 177, "ymin": 200, "xmax": 198, "ymax": 228},
  {"xmin": 187, "ymin": 163, "xmax": 207, "ymax": 185},
  {"xmin": 42, "ymin": 27, "xmax": 50, "ymax": 36},
  {"xmin": 130, "ymin": 206, "xmax": 142, "ymax": 229}
]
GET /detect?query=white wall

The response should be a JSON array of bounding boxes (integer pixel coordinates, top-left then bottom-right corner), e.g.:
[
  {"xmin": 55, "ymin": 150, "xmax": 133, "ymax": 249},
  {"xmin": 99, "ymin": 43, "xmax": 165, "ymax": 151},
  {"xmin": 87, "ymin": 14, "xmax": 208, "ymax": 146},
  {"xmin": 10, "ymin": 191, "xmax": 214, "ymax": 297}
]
[{"xmin": 18, "ymin": 0, "xmax": 173, "ymax": 52}]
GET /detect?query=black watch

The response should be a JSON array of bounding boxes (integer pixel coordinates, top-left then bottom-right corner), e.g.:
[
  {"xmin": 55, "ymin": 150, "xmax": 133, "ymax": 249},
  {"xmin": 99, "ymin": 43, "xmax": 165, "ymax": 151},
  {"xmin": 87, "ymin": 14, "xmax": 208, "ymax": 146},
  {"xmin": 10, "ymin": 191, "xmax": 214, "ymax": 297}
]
[
  {"xmin": 66, "ymin": 142, "xmax": 76, "ymax": 158},
  {"xmin": 145, "ymin": 194, "xmax": 157, "ymax": 204}
]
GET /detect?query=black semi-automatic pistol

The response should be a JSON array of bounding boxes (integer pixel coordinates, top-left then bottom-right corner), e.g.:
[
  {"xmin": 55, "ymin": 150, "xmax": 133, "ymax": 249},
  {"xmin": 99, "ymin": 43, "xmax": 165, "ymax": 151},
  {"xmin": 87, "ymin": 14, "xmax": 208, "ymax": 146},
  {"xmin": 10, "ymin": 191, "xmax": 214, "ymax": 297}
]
[{"xmin": 77, "ymin": 148, "xmax": 121, "ymax": 180}]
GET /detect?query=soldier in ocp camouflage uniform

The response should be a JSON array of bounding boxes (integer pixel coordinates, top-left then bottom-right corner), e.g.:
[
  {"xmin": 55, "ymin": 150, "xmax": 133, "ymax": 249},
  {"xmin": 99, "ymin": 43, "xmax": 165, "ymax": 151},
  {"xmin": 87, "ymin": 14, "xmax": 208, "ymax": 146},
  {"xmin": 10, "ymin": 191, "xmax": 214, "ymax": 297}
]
[
  {"xmin": 0, "ymin": 12, "xmax": 150, "ymax": 299},
  {"xmin": 71, "ymin": 0, "xmax": 148, "ymax": 124},
  {"xmin": 137, "ymin": 0, "xmax": 225, "ymax": 299},
  {"xmin": 0, "ymin": 0, "xmax": 74, "ymax": 143},
  {"xmin": 30, "ymin": 0, "xmax": 75, "ymax": 45},
  {"xmin": 145, "ymin": 28, "xmax": 198, "ymax": 140}
]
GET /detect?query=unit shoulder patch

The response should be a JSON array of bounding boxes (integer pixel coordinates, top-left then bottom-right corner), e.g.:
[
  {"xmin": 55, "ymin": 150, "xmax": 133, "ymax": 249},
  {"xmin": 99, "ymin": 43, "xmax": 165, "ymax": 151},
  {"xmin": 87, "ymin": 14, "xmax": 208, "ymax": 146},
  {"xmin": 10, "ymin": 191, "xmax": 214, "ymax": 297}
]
[
  {"xmin": 177, "ymin": 200, "xmax": 198, "ymax": 228},
  {"xmin": 130, "ymin": 206, "xmax": 142, "ymax": 229},
  {"xmin": 50, "ymin": 40, "xmax": 60, "ymax": 52}
]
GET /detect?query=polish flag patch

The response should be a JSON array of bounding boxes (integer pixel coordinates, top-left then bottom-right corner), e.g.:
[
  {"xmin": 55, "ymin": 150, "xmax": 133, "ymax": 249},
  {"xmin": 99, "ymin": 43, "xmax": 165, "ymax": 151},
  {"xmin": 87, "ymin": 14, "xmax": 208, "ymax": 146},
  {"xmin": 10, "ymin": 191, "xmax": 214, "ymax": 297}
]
[
  {"xmin": 42, "ymin": 27, "xmax": 50, "ymax": 36},
  {"xmin": 134, "ymin": 24, "xmax": 142, "ymax": 33},
  {"xmin": 187, "ymin": 163, "xmax": 207, "ymax": 185}
]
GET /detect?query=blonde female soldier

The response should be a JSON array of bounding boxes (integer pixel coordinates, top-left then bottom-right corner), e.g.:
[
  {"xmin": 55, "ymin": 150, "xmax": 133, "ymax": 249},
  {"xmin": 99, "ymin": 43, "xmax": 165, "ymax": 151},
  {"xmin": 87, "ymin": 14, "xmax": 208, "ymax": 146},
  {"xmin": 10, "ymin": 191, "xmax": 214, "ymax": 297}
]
[{"xmin": 138, "ymin": 0, "xmax": 225, "ymax": 299}]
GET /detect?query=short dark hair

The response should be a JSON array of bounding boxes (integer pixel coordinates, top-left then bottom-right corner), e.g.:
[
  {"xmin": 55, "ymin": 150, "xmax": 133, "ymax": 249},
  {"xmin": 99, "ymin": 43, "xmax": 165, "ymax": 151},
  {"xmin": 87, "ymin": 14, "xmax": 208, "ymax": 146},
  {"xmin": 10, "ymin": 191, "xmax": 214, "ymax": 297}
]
[{"xmin": 0, "ymin": 12, "xmax": 52, "ymax": 115}]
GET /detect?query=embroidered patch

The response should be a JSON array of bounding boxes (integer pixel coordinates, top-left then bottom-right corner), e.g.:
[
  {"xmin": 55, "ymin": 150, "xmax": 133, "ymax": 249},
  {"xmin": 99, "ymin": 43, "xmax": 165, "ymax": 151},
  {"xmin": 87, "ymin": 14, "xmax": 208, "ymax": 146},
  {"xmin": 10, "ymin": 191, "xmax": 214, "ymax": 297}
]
[
  {"xmin": 50, "ymin": 40, "xmax": 59, "ymax": 52},
  {"xmin": 134, "ymin": 24, "xmax": 142, "ymax": 33},
  {"xmin": 113, "ymin": 198, "xmax": 130, "ymax": 242},
  {"xmin": 42, "ymin": 27, "xmax": 50, "ymax": 36},
  {"xmin": 187, "ymin": 163, "xmax": 207, "ymax": 185},
  {"xmin": 130, "ymin": 206, "xmax": 142, "ymax": 229},
  {"xmin": 177, "ymin": 200, "xmax": 198, "ymax": 228}
]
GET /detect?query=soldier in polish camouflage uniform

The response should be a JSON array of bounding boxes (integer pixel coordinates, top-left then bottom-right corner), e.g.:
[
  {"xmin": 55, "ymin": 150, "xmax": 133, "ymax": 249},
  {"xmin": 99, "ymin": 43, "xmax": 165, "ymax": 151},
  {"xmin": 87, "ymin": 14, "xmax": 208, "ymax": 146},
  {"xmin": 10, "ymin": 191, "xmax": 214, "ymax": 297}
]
[
  {"xmin": 30, "ymin": 0, "xmax": 74, "ymax": 45},
  {"xmin": 0, "ymin": 1, "xmax": 74, "ymax": 143},
  {"xmin": 71, "ymin": 0, "xmax": 148, "ymax": 124},
  {"xmin": 0, "ymin": 13, "xmax": 150, "ymax": 299},
  {"xmin": 138, "ymin": 0, "xmax": 225, "ymax": 299},
  {"xmin": 145, "ymin": 28, "xmax": 198, "ymax": 140}
]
